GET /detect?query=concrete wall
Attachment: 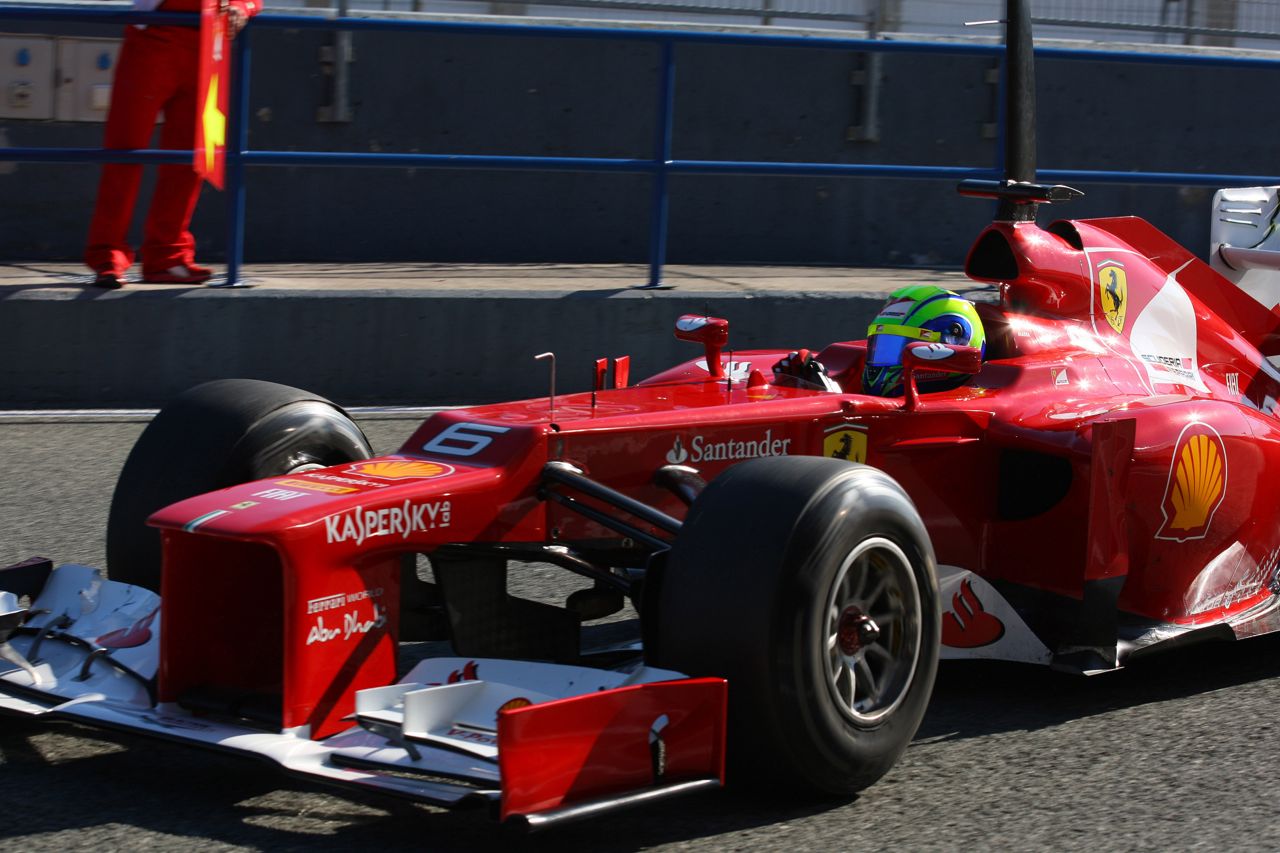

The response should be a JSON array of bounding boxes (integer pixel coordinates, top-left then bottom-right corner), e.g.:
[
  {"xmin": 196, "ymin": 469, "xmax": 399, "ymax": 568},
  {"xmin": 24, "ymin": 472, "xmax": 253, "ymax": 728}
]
[
  {"xmin": 3, "ymin": 286, "xmax": 898, "ymax": 407},
  {"xmin": 2, "ymin": 19, "xmax": 1278, "ymax": 268}
]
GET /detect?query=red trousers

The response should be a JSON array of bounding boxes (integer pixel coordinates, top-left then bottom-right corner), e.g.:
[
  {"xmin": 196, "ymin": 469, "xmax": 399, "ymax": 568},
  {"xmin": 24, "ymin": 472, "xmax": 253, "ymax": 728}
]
[{"xmin": 84, "ymin": 25, "xmax": 203, "ymax": 276}]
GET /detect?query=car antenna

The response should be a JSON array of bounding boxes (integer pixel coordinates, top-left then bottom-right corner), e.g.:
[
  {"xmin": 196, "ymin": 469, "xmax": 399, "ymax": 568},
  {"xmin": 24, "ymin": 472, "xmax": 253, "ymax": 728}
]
[
  {"xmin": 956, "ymin": 0, "xmax": 1082, "ymax": 219},
  {"xmin": 591, "ymin": 357, "xmax": 607, "ymax": 414},
  {"xmin": 1000, "ymin": 0, "xmax": 1036, "ymax": 221},
  {"xmin": 703, "ymin": 302, "xmax": 718, "ymax": 378},
  {"xmin": 535, "ymin": 352, "xmax": 557, "ymax": 427}
]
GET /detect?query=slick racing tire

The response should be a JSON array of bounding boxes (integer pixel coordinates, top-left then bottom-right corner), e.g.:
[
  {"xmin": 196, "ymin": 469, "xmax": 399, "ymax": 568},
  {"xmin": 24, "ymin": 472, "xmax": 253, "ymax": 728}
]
[
  {"xmin": 106, "ymin": 379, "xmax": 372, "ymax": 590},
  {"xmin": 652, "ymin": 456, "xmax": 940, "ymax": 795}
]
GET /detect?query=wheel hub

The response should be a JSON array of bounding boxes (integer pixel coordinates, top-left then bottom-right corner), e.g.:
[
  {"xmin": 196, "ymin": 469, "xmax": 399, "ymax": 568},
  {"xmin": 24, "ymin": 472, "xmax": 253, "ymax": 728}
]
[
  {"xmin": 836, "ymin": 606, "xmax": 881, "ymax": 655},
  {"xmin": 824, "ymin": 537, "xmax": 923, "ymax": 725}
]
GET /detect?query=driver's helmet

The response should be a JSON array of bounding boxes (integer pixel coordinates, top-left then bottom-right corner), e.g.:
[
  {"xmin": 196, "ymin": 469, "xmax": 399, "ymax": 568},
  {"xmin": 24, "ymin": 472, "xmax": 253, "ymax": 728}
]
[{"xmin": 862, "ymin": 285, "xmax": 986, "ymax": 397}]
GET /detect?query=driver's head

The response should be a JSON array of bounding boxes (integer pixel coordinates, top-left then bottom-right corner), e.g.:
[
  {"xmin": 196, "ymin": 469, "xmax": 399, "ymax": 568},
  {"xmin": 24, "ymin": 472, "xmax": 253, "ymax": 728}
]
[{"xmin": 862, "ymin": 285, "xmax": 985, "ymax": 397}]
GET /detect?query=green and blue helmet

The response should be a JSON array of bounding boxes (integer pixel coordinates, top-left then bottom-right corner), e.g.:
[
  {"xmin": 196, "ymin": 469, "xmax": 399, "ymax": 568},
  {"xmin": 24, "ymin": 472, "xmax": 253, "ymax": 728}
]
[{"xmin": 862, "ymin": 285, "xmax": 986, "ymax": 397}]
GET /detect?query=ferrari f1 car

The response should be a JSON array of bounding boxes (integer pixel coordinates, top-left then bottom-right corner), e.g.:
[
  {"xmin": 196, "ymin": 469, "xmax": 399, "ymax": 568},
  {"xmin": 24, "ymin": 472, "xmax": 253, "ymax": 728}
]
[
  {"xmin": 7, "ymin": 182, "xmax": 1280, "ymax": 823},
  {"xmin": 7, "ymin": 0, "xmax": 1280, "ymax": 829}
]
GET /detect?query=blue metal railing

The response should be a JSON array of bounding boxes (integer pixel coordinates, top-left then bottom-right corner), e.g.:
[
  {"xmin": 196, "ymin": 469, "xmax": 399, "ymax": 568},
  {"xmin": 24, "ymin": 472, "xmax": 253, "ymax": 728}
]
[{"xmin": 4, "ymin": 6, "xmax": 1280, "ymax": 286}]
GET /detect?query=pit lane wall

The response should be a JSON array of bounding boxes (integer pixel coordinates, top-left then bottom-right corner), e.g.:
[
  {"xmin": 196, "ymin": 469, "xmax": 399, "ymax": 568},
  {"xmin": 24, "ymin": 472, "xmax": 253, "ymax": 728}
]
[{"xmin": 3, "ymin": 282, "xmax": 926, "ymax": 406}]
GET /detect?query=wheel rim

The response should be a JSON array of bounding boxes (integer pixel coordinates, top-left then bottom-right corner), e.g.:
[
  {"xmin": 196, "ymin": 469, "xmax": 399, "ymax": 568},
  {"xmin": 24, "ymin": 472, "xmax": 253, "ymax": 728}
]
[
  {"xmin": 246, "ymin": 401, "xmax": 373, "ymax": 478},
  {"xmin": 823, "ymin": 536, "xmax": 922, "ymax": 725}
]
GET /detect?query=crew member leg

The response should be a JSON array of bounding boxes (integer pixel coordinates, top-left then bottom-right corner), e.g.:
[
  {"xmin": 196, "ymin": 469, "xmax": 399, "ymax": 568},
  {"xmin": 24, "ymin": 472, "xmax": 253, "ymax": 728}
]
[
  {"xmin": 140, "ymin": 39, "xmax": 208, "ymax": 283},
  {"xmin": 84, "ymin": 28, "xmax": 174, "ymax": 282}
]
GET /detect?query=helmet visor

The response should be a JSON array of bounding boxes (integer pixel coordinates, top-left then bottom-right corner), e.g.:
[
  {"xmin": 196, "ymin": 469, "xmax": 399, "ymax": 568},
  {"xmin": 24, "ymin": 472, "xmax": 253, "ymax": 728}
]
[{"xmin": 865, "ymin": 323, "xmax": 940, "ymax": 368}]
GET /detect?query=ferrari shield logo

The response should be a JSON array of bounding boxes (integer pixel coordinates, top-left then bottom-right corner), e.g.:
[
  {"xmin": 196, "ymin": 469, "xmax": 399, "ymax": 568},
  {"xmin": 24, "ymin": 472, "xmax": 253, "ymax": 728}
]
[
  {"xmin": 1155, "ymin": 422, "xmax": 1227, "ymax": 542},
  {"xmin": 824, "ymin": 426, "xmax": 867, "ymax": 463},
  {"xmin": 1098, "ymin": 263, "xmax": 1127, "ymax": 334}
]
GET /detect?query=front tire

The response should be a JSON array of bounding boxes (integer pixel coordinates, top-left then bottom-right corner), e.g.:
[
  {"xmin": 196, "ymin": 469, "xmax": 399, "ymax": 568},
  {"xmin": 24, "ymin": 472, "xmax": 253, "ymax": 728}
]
[
  {"xmin": 652, "ymin": 456, "xmax": 939, "ymax": 794},
  {"xmin": 106, "ymin": 379, "xmax": 372, "ymax": 590}
]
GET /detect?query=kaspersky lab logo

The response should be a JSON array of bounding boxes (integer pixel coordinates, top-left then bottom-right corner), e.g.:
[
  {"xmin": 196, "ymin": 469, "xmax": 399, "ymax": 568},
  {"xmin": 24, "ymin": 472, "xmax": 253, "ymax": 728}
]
[
  {"xmin": 666, "ymin": 430, "xmax": 791, "ymax": 465},
  {"xmin": 324, "ymin": 499, "xmax": 452, "ymax": 546}
]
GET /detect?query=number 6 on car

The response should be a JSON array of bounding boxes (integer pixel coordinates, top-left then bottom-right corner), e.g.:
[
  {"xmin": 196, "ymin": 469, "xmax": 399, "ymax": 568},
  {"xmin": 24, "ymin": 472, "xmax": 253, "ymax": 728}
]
[{"xmin": 422, "ymin": 421, "xmax": 512, "ymax": 457}]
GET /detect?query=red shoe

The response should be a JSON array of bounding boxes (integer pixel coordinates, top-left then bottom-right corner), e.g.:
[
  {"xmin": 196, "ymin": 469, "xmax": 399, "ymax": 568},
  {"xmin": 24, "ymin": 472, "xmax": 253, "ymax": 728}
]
[{"xmin": 143, "ymin": 264, "xmax": 213, "ymax": 284}]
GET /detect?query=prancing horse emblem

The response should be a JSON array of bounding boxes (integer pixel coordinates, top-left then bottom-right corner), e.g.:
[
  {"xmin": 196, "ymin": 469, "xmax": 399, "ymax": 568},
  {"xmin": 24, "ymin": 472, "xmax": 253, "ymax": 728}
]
[
  {"xmin": 1098, "ymin": 262, "xmax": 1127, "ymax": 334},
  {"xmin": 823, "ymin": 427, "xmax": 867, "ymax": 464}
]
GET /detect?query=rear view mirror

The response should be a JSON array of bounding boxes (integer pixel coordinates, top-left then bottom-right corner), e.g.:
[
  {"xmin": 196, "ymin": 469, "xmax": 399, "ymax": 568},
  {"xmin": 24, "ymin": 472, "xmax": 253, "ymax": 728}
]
[
  {"xmin": 902, "ymin": 342, "xmax": 983, "ymax": 410},
  {"xmin": 674, "ymin": 315, "xmax": 730, "ymax": 378}
]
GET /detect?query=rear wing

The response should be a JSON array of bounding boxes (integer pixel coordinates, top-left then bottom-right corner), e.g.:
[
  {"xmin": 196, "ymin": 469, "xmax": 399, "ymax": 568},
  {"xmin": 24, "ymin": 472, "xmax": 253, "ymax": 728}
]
[{"xmin": 1212, "ymin": 186, "xmax": 1280, "ymax": 294}]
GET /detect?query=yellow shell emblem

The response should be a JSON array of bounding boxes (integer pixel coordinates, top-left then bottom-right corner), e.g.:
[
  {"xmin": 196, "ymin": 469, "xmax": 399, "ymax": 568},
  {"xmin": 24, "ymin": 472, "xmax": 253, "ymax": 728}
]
[
  {"xmin": 1098, "ymin": 263, "xmax": 1127, "ymax": 334},
  {"xmin": 824, "ymin": 428, "xmax": 867, "ymax": 464},
  {"xmin": 1156, "ymin": 425, "xmax": 1227, "ymax": 541},
  {"xmin": 348, "ymin": 460, "xmax": 452, "ymax": 480},
  {"xmin": 497, "ymin": 697, "xmax": 533, "ymax": 714}
]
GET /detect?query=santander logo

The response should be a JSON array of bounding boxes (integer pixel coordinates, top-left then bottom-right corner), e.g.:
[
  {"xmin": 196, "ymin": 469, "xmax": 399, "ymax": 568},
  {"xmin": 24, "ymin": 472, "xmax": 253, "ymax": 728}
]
[
  {"xmin": 665, "ymin": 430, "xmax": 791, "ymax": 465},
  {"xmin": 941, "ymin": 578, "xmax": 1005, "ymax": 648}
]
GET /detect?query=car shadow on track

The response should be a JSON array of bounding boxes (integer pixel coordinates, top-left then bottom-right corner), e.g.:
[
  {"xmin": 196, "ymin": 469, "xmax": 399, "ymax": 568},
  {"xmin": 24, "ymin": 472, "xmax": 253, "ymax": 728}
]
[
  {"xmin": 6, "ymin": 632, "xmax": 1279, "ymax": 851},
  {"xmin": 0, "ymin": 713, "xmax": 840, "ymax": 852},
  {"xmin": 918, "ymin": 630, "xmax": 1280, "ymax": 743}
]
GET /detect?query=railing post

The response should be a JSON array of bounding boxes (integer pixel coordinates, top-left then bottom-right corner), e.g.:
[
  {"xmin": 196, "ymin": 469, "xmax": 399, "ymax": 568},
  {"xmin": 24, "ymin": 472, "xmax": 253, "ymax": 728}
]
[
  {"xmin": 224, "ymin": 25, "xmax": 252, "ymax": 287},
  {"xmin": 641, "ymin": 38, "xmax": 676, "ymax": 289},
  {"xmin": 994, "ymin": 52, "xmax": 1007, "ymax": 179}
]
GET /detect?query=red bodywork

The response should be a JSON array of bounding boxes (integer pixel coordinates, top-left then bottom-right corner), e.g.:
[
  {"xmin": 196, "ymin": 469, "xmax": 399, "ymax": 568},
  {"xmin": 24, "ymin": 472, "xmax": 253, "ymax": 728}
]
[
  {"xmin": 150, "ymin": 213, "xmax": 1280, "ymax": 744},
  {"xmin": 498, "ymin": 678, "xmax": 727, "ymax": 820}
]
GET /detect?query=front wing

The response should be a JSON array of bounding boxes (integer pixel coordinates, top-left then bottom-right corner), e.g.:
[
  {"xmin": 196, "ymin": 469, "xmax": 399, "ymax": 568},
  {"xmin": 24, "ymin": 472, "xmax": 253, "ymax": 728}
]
[{"xmin": 0, "ymin": 560, "xmax": 726, "ymax": 828}]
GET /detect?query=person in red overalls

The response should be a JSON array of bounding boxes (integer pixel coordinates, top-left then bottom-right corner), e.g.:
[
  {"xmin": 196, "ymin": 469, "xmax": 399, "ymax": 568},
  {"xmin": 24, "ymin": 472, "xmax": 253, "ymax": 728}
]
[{"xmin": 85, "ymin": 0, "xmax": 259, "ymax": 288}]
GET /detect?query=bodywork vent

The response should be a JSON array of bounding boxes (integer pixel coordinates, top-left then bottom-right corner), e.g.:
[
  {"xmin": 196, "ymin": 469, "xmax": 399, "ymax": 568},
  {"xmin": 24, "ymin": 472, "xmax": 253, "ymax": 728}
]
[
  {"xmin": 966, "ymin": 230, "xmax": 1019, "ymax": 282},
  {"xmin": 1047, "ymin": 220, "xmax": 1085, "ymax": 250},
  {"xmin": 998, "ymin": 448, "xmax": 1072, "ymax": 520}
]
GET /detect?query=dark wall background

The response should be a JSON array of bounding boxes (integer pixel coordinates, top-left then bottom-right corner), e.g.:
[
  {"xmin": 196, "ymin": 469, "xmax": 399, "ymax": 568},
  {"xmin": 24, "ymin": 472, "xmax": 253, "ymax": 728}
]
[{"xmin": 2, "ymin": 20, "xmax": 1276, "ymax": 267}]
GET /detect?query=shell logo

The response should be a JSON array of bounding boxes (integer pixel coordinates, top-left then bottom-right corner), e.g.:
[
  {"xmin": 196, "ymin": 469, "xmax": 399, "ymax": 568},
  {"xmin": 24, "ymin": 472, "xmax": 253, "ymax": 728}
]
[
  {"xmin": 1156, "ymin": 423, "xmax": 1227, "ymax": 542},
  {"xmin": 347, "ymin": 460, "xmax": 454, "ymax": 480},
  {"xmin": 497, "ymin": 697, "xmax": 533, "ymax": 714}
]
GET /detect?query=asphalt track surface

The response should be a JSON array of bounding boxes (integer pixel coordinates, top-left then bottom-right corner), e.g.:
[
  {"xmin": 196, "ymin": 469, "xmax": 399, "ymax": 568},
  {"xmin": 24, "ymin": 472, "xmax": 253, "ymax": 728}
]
[{"xmin": 4, "ymin": 413, "xmax": 1280, "ymax": 851}]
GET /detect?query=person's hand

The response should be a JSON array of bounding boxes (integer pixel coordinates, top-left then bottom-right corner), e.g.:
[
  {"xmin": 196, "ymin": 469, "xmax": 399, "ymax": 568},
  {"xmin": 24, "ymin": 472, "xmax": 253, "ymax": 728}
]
[
  {"xmin": 228, "ymin": 5, "xmax": 248, "ymax": 37},
  {"xmin": 772, "ymin": 349, "xmax": 841, "ymax": 392}
]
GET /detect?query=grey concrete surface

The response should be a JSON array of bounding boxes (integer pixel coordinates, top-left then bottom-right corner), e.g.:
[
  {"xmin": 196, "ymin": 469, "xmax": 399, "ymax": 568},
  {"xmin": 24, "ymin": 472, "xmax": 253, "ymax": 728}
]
[
  {"xmin": 1, "ymin": 260, "xmax": 981, "ymax": 407},
  {"xmin": 6, "ymin": 414, "xmax": 1280, "ymax": 850}
]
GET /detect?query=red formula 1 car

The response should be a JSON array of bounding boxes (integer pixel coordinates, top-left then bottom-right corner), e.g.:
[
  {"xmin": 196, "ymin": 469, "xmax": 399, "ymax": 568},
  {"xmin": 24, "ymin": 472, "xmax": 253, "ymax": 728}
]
[
  {"xmin": 6, "ymin": 177, "xmax": 1280, "ymax": 825},
  {"xmin": 6, "ymin": 3, "xmax": 1280, "ymax": 826}
]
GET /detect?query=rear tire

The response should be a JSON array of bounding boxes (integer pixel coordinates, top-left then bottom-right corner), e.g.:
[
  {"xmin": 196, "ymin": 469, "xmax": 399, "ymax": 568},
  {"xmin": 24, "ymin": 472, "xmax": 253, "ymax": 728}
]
[
  {"xmin": 106, "ymin": 379, "xmax": 372, "ymax": 590},
  {"xmin": 652, "ymin": 456, "xmax": 939, "ymax": 795}
]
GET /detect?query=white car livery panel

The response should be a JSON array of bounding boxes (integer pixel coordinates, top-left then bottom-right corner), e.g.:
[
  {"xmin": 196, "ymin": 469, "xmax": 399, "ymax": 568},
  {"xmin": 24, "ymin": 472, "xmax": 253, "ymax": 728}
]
[{"xmin": 936, "ymin": 565, "xmax": 1051, "ymax": 665}]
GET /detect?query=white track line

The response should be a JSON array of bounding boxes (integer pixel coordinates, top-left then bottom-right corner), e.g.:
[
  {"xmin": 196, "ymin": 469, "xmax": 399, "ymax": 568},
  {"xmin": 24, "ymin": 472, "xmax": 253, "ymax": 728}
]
[{"xmin": 0, "ymin": 406, "xmax": 450, "ymax": 421}]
